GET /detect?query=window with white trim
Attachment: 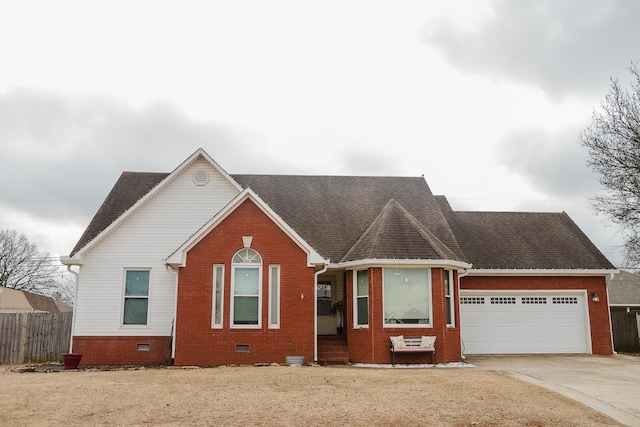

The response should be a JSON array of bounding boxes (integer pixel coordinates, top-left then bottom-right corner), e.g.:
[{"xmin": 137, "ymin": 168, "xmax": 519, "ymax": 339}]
[
  {"xmin": 212, "ymin": 264, "xmax": 224, "ymax": 328},
  {"xmin": 383, "ymin": 268, "xmax": 430, "ymax": 326},
  {"xmin": 354, "ymin": 270, "xmax": 368, "ymax": 327},
  {"xmin": 231, "ymin": 248, "xmax": 262, "ymax": 327},
  {"xmin": 123, "ymin": 270, "xmax": 150, "ymax": 325},
  {"xmin": 444, "ymin": 269, "xmax": 454, "ymax": 327},
  {"xmin": 268, "ymin": 265, "xmax": 280, "ymax": 328}
]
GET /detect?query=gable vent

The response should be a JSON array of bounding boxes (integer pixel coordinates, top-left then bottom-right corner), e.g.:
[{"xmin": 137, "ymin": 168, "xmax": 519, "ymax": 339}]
[{"xmin": 193, "ymin": 170, "xmax": 209, "ymax": 186}]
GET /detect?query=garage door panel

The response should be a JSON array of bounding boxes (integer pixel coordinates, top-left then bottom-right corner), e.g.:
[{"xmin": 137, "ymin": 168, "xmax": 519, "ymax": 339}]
[{"xmin": 461, "ymin": 292, "xmax": 589, "ymax": 354}]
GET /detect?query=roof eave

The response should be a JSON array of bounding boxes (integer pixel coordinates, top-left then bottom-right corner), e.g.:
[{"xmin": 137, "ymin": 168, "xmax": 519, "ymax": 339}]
[
  {"xmin": 166, "ymin": 188, "xmax": 326, "ymax": 269},
  {"xmin": 467, "ymin": 268, "xmax": 619, "ymax": 277},
  {"xmin": 332, "ymin": 259, "xmax": 472, "ymax": 270},
  {"xmin": 70, "ymin": 148, "xmax": 242, "ymax": 259}
]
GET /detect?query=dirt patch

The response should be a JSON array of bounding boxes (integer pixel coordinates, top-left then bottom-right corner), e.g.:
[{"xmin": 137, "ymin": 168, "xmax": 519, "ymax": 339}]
[{"xmin": 0, "ymin": 364, "xmax": 620, "ymax": 426}]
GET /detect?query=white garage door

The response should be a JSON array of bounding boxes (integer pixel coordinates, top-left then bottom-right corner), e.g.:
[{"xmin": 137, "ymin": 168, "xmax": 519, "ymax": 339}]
[{"xmin": 460, "ymin": 292, "xmax": 590, "ymax": 354}]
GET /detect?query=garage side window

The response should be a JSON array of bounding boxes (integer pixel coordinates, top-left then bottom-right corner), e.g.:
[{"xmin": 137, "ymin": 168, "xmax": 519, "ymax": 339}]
[
  {"xmin": 231, "ymin": 248, "xmax": 262, "ymax": 328},
  {"xmin": 383, "ymin": 268, "xmax": 430, "ymax": 327},
  {"xmin": 123, "ymin": 269, "xmax": 150, "ymax": 325}
]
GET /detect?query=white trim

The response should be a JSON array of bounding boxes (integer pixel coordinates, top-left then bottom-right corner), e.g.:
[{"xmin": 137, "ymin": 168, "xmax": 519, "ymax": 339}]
[
  {"xmin": 382, "ymin": 267, "xmax": 433, "ymax": 329},
  {"xmin": 353, "ymin": 269, "xmax": 369, "ymax": 328},
  {"xmin": 268, "ymin": 265, "xmax": 280, "ymax": 329},
  {"xmin": 444, "ymin": 269, "xmax": 455, "ymax": 327},
  {"xmin": 65, "ymin": 148, "xmax": 242, "ymax": 264},
  {"xmin": 121, "ymin": 268, "xmax": 152, "ymax": 328},
  {"xmin": 166, "ymin": 188, "xmax": 326, "ymax": 268},
  {"xmin": 467, "ymin": 269, "xmax": 618, "ymax": 277},
  {"xmin": 230, "ymin": 249, "xmax": 262, "ymax": 329},
  {"xmin": 212, "ymin": 264, "xmax": 225, "ymax": 329},
  {"xmin": 336, "ymin": 259, "xmax": 472, "ymax": 270}
]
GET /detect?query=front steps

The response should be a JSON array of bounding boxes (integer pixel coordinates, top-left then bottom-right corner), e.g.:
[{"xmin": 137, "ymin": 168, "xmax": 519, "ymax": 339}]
[{"xmin": 317, "ymin": 335, "xmax": 349, "ymax": 365}]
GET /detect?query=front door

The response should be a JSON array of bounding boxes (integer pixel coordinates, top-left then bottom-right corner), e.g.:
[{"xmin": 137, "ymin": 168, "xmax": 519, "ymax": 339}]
[{"xmin": 317, "ymin": 281, "xmax": 336, "ymax": 335}]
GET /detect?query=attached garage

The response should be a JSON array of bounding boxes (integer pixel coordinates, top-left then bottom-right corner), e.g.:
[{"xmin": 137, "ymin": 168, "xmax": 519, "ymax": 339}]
[{"xmin": 460, "ymin": 291, "xmax": 591, "ymax": 354}]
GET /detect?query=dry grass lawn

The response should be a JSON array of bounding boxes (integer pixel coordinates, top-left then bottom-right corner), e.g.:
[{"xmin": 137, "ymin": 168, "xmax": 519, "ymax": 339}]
[{"xmin": 0, "ymin": 364, "xmax": 620, "ymax": 426}]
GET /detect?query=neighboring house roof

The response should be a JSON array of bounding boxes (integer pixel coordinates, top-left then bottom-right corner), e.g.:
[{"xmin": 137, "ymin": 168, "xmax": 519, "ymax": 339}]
[
  {"xmin": 0, "ymin": 287, "xmax": 69, "ymax": 313},
  {"xmin": 436, "ymin": 197, "xmax": 614, "ymax": 270},
  {"xmin": 67, "ymin": 150, "xmax": 614, "ymax": 270},
  {"xmin": 608, "ymin": 270, "xmax": 640, "ymax": 306}
]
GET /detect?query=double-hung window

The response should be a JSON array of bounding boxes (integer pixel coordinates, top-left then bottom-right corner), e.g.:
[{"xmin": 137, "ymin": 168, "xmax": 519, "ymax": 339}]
[
  {"xmin": 354, "ymin": 270, "xmax": 368, "ymax": 327},
  {"xmin": 444, "ymin": 269, "xmax": 455, "ymax": 327},
  {"xmin": 123, "ymin": 270, "xmax": 150, "ymax": 325},
  {"xmin": 231, "ymin": 248, "xmax": 262, "ymax": 328},
  {"xmin": 383, "ymin": 268, "xmax": 431, "ymax": 326}
]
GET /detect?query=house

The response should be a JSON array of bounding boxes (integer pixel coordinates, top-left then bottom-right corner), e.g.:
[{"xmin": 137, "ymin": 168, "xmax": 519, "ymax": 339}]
[
  {"xmin": 61, "ymin": 149, "xmax": 616, "ymax": 366},
  {"xmin": 0, "ymin": 287, "xmax": 72, "ymax": 314},
  {"xmin": 608, "ymin": 270, "xmax": 640, "ymax": 313}
]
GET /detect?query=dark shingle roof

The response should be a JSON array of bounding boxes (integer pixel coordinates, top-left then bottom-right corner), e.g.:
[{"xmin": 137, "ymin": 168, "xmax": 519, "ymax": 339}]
[
  {"xmin": 233, "ymin": 175, "xmax": 465, "ymax": 262},
  {"xmin": 69, "ymin": 169, "xmax": 614, "ymax": 270},
  {"xmin": 71, "ymin": 172, "xmax": 168, "ymax": 256},
  {"xmin": 341, "ymin": 199, "xmax": 464, "ymax": 262},
  {"xmin": 437, "ymin": 195, "xmax": 614, "ymax": 269},
  {"xmin": 608, "ymin": 271, "xmax": 640, "ymax": 305}
]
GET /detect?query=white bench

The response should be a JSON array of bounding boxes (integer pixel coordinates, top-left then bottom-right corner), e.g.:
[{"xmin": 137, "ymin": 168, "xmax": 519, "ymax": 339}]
[{"xmin": 389, "ymin": 336, "xmax": 436, "ymax": 365}]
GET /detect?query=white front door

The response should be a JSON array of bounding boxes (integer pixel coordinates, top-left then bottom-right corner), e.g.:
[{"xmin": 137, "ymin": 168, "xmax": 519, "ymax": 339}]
[{"xmin": 460, "ymin": 291, "xmax": 590, "ymax": 354}]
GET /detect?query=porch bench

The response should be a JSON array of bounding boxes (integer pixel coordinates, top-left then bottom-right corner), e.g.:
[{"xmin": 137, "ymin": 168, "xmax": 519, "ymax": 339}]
[{"xmin": 390, "ymin": 336, "xmax": 436, "ymax": 365}]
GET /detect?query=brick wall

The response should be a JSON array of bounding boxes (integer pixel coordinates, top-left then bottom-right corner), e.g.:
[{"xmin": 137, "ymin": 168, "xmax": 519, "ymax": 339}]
[
  {"xmin": 346, "ymin": 267, "xmax": 462, "ymax": 365},
  {"xmin": 174, "ymin": 199, "xmax": 316, "ymax": 366},
  {"xmin": 460, "ymin": 275, "xmax": 613, "ymax": 355},
  {"xmin": 72, "ymin": 336, "xmax": 171, "ymax": 366}
]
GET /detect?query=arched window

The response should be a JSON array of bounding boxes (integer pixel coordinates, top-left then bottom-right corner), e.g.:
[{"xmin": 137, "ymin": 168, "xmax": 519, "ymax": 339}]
[{"xmin": 231, "ymin": 248, "xmax": 262, "ymax": 327}]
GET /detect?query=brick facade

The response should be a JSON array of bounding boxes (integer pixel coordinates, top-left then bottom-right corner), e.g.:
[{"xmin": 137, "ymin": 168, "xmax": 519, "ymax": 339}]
[
  {"xmin": 173, "ymin": 199, "xmax": 316, "ymax": 366},
  {"xmin": 72, "ymin": 336, "xmax": 171, "ymax": 366},
  {"xmin": 460, "ymin": 275, "xmax": 613, "ymax": 355},
  {"xmin": 345, "ymin": 267, "xmax": 463, "ymax": 365}
]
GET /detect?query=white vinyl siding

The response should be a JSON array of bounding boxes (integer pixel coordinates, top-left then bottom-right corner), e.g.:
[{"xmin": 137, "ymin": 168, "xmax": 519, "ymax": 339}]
[
  {"xmin": 460, "ymin": 291, "xmax": 590, "ymax": 354},
  {"xmin": 73, "ymin": 157, "xmax": 240, "ymax": 337}
]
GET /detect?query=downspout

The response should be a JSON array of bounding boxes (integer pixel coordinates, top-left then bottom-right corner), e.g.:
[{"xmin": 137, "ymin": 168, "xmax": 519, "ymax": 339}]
[
  {"xmin": 314, "ymin": 262, "xmax": 329, "ymax": 363},
  {"xmin": 457, "ymin": 268, "xmax": 470, "ymax": 359},
  {"xmin": 66, "ymin": 265, "xmax": 80, "ymax": 353},
  {"xmin": 606, "ymin": 271, "xmax": 618, "ymax": 354},
  {"xmin": 166, "ymin": 264, "xmax": 179, "ymax": 363}
]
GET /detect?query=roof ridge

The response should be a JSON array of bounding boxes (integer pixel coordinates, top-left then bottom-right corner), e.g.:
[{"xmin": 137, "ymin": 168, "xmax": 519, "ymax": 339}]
[{"xmin": 341, "ymin": 198, "xmax": 461, "ymax": 262}]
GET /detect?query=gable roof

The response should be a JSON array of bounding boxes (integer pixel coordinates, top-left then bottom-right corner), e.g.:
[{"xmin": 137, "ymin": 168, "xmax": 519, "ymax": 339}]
[
  {"xmin": 166, "ymin": 188, "xmax": 325, "ymax": 267},
  {"xmin": 341, "ymin": 199, "xmax": 465, "ymax": 263},
  {"xmin": 436, "ymin": 196, "xmax": 614, "ymax": 270},
  {"xmin": 68, "ymin": 149, "xmax": 240, "ymax": 258},
  {"xmin": 66, "ymin": 149, "xmax": 615, "ymax": 271},
  {"xmin": 232, "ymin": 175, "xmax": 465, "ymax": 263},
  {"xmin": 608, "ymin": 270, "xmax": 640, "ymax": 306},
  {"xmin": 71, "ymin": 172, "xmax": 168, "ymax": 256}
]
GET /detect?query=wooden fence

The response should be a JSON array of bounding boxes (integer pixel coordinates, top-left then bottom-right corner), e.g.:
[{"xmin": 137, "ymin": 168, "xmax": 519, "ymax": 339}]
[
  {"xmin": 0, "ymin": 312, "xmax": 73, "ymax": 364},
  {"xmin": 611, "ymin": 311, "xmax": 640, "ymax": 353}
]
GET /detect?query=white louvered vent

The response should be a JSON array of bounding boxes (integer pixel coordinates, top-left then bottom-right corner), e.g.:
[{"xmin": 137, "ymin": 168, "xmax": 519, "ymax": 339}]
[{"xmin": 193, "ymin": 170, "xmax": 209, "ymax": 186}]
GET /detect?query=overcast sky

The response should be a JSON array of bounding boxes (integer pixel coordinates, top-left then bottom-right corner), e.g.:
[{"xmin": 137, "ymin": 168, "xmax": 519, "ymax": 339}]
[{"xmin": 1, "ymin": 0, "xmax": 638, "ymax": 267}]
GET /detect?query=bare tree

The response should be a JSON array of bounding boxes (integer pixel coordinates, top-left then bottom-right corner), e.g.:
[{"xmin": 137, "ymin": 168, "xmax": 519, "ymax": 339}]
[
  {"xmin": 578, "ymin": 63, "xmax": 640, "ymax": 267},
  {"xmin": 0, "ymin": 229, "xmax": 59, "ymax": 294}
]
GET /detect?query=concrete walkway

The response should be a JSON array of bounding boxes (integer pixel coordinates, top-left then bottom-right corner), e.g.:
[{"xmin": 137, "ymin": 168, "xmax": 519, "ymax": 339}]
[{"xmin": 466, "ymin": 354, "xmax": 640, "ymax": 426}]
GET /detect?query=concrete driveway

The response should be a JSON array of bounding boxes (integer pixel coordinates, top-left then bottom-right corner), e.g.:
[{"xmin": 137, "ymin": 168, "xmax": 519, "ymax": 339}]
[{"xmin": 466, "ymin": 354, "xmax": 640, "ymax": 426}]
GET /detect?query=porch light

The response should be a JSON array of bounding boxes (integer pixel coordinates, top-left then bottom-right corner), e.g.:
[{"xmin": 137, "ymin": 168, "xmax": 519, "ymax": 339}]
[{"xmin": 591, "ymin": 292, "xmax": 600, "ymax": 302}]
